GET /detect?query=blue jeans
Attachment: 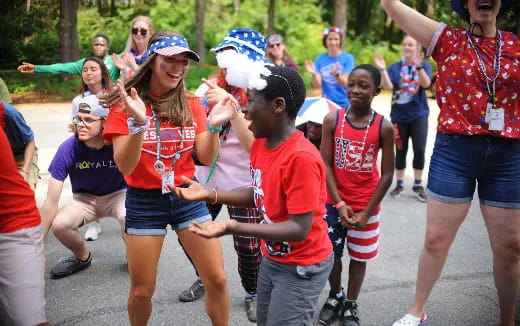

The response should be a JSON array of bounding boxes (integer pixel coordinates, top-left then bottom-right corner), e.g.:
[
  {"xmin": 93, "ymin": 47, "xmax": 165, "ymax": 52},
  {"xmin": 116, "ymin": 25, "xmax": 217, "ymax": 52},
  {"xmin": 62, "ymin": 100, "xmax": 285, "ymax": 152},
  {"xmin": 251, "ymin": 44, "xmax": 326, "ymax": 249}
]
[
  {"xmin": 125, "ymin": 187, "xmax": 212, "ymax": 235},
  {"xmin": 427, "ymin": 132, "xmax": 520, "ymax": 208},
  {"xmin": 256, "ymin": 254, "xmax": 333, "ymax": 326}
]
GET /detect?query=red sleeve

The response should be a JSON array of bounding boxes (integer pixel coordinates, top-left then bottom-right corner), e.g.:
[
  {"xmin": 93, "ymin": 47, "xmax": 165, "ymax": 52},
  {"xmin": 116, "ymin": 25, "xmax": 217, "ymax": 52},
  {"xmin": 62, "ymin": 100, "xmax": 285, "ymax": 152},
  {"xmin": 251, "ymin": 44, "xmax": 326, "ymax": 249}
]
[
  {"xmin": 188, "ymin": 97, "xmax": 207, "ymax": 134},
  {"xmin": 432, "ymin": 25, "xmax": 463, "ymax": 63},
  {"xmin": 102, "ymin": 102, "xmax": 130, "ymax": 142},
  {"xmin": 283, "ymin": 152, "xmax": 324, "ymax": 215}
]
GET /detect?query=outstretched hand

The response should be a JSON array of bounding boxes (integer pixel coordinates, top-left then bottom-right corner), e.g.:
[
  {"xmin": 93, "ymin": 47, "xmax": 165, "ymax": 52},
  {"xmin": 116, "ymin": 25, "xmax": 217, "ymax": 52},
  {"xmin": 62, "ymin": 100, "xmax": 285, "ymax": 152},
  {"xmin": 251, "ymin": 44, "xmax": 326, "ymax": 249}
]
[
  {"xmin": 111, "ymin": 53, "xmax": 128, "ymax": 71},
  {"xmin": 17, "ymin": 62, "xmax": 35, "ymax": 74},
  {"xmin": 168, "ymin": 175, "xmax": 212, "ymax": 202},
  {"xmin": 117, "ymin": 79, "xmax": 146, "ymax": 122},
  {"xmin": 188, "ymin": 220, "xmax": 234, "ymax": 239}
]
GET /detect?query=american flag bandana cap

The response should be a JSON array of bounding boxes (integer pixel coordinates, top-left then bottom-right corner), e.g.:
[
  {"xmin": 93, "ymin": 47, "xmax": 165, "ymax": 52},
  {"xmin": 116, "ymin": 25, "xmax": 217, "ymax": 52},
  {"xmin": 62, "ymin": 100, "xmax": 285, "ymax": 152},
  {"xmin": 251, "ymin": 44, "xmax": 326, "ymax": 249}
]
[
  {"xmin": 211, "ymin": 28, "xmax": 271, "ymax": 64},
  {"xmin": 140, "ymin": 36, "xmax": 200, "ymax": 63}
]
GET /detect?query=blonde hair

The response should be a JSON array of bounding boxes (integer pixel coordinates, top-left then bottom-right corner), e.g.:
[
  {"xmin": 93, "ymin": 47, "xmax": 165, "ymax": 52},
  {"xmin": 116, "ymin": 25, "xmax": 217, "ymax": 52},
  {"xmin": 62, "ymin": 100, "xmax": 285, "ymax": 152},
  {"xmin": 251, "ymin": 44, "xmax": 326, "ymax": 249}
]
[
  {"xmin": 102, "ymin": 30, "xmax": 194, "ymax": 126},
  {"xmin": 123, "ymin": 16, "xmax": 154, "ymax": 54}
]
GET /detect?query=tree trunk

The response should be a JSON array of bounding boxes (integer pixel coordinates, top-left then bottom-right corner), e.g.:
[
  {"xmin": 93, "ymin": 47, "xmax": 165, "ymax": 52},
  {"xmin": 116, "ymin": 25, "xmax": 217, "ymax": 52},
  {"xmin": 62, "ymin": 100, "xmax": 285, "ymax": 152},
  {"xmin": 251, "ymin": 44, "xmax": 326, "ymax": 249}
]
[
  {"xmin": 233, "ymin": 0, "xmax": 240, "ymax": 14},
  {"xmin": 267, "ymin": 0, "xmax": 275, "ymax": 36},
  {"xmin": 59, "ymin": 0, "xmax": 80, "ymax": 81},
  {"xmin": 333, "ymin": 0, "xmax": 347, "ymax": 36},
  {"xmin": 425, "ymin": 0, "xmax": 434, "ymax": 17},
  {"xmin": 110, "ymin": 0, "xmax": 116, "ymax": 16},
  {"xmin": 195, "ymin": 0, "xmax": 206, "ymax": 64}
]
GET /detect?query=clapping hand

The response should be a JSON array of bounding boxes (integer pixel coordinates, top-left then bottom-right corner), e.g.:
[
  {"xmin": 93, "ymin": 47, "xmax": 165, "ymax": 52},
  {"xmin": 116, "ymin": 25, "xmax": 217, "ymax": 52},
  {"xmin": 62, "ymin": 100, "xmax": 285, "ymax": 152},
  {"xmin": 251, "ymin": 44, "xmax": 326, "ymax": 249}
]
[{"xmin": 117, "ymin": 79, "xmax": 146, "ymax": 123}]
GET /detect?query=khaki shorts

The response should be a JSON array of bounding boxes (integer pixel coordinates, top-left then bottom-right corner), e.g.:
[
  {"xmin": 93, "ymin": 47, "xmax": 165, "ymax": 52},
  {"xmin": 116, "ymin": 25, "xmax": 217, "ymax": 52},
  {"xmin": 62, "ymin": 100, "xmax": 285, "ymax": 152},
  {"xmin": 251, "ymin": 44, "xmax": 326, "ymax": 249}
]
[
  {"xmin": 15, "ymin": 150, "xmax": 40, "ymax": 190},
  {"xmin": 54, "ymin": 189, "xmax": 126, "ymax": 229},
  {"xmin": 0, "ymin": 224, "xmax": 46, "ymax": 325}
]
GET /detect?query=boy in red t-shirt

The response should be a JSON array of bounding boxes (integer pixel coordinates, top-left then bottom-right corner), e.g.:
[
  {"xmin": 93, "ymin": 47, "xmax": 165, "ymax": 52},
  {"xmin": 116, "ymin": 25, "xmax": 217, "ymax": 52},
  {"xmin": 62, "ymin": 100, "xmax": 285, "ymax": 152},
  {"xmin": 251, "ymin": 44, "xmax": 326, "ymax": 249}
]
[
  {"xmin": 171, "ymin": 66, "xmax": 333, "ymax": 326},
  {"xmin": 318, "ymin": 64, "xmax": 394, "ymax": 326}
]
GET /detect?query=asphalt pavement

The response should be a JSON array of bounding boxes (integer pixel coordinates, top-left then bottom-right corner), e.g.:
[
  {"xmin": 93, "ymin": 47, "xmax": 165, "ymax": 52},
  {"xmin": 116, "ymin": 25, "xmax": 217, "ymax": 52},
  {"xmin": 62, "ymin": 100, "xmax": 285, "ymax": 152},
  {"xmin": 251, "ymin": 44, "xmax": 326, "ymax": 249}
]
[{"xmin": 17, "ymin": 93, "xmax": 519, "ymax": 326}]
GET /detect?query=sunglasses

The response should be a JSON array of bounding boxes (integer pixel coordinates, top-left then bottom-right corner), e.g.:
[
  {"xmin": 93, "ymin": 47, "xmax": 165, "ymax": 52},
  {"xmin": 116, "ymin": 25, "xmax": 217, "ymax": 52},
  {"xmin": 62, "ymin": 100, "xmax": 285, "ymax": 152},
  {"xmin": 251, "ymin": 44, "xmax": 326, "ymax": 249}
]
[
  {"xmin": 72, "ymin": 117, "xmax": 103, "ymax": 125},
  {"xmin": 132, "ymin": 28, "xmax": 148, "ymax": 36},
  {"xmin": 268, "ymin": 43, "xmax": 282, "ymax": 48}
]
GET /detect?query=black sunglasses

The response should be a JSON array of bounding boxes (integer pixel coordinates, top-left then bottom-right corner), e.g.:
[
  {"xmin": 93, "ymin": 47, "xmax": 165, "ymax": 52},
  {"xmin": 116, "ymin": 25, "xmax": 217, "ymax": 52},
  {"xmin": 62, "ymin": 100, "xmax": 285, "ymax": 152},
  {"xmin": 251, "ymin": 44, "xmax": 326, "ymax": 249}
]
[{"xmin": 132, "ymin": 28, "xmax": 148, "ymax": 36}]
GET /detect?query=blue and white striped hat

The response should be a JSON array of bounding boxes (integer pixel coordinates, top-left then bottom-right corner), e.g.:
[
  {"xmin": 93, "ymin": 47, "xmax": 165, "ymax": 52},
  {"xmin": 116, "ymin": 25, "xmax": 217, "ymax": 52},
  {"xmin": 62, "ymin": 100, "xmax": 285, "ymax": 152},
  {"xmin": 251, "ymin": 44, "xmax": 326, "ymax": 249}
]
[
  {"xmin": 211, "ymin": 28, "xmax": 269, "ymax": 63},
  {"xmin": 140, "ymin": 35, "xmax": 200, "ymax": 63}
]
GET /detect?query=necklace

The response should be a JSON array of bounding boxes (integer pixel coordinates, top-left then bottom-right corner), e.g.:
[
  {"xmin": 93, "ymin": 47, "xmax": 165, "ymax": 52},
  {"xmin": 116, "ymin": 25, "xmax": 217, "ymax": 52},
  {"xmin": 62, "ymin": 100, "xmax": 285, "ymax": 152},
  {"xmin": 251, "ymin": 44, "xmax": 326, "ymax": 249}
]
[
  {"xmin": 148, "ymin": 108, "xmax": 185, "ymax": 174},
  {"xmin": 339, "ymin": 107, "xmax": 374, "ymax": 153},
  {"xmin": 466, "ymin": 28, "xmax": 502, "ymax": 104}
]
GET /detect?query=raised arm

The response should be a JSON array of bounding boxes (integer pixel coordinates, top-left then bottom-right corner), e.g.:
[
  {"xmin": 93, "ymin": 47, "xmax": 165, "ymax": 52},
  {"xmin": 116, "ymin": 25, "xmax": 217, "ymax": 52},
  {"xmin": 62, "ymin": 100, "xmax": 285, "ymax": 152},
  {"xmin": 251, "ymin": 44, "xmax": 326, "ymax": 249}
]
[
  {"xmin": 111, "ymin": 81, "xmax": 147, "ymax": 175},
  {"xmin": 373, "ymin": 54, "xmax": 394, "ymax": 90},
  {"xmin": 381, "ymin": 0, "xmax": 440, "ymax": 48}
]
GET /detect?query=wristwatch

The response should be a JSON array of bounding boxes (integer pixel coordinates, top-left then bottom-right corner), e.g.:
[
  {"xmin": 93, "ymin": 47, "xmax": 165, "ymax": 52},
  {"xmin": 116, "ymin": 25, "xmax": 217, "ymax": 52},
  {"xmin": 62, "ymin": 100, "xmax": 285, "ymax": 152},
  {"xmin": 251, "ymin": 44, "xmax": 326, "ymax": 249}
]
[{"xmin": 416, "ymin": 66, "xmax": 423, "ymax": 70}]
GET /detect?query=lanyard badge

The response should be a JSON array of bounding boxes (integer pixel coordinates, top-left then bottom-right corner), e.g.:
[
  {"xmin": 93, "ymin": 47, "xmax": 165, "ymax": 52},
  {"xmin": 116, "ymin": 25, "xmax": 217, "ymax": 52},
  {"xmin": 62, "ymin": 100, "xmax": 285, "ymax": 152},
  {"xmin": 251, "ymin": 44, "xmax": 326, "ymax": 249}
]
[
  {"xmin": 151, "ymin": 110, "xmax": 185, "ymax": 193},
  {"xmin": 467, "ymin": 29, "xmax": 504, "ymax": 131}
]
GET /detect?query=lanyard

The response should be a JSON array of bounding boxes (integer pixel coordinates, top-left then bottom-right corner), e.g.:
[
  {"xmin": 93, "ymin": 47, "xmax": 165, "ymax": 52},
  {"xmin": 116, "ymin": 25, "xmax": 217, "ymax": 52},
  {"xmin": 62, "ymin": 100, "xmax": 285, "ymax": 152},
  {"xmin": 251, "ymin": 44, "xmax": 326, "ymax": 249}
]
[
  {"xmin": 151, "ymin": 109, "xmax": 185, "ymax": 174},
  {"xmin": 466, "ymin": 29, "xmax": 502, "ymax": 105}
]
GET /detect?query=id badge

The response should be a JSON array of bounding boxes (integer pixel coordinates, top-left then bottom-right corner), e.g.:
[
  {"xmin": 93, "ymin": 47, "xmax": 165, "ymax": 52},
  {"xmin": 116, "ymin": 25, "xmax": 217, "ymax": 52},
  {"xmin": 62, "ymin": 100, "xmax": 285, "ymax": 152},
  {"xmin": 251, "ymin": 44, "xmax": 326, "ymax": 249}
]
[
  {"xmin": 485, "ymin": 102, "xmax": 493, "ymax": 123},
  {"xmin": 488, "ymin": 108, "xmax": 504, "ymax": 131},
  {"xmin": 161, "ymin": 171, "xmax": 174, "ymax": 194}
]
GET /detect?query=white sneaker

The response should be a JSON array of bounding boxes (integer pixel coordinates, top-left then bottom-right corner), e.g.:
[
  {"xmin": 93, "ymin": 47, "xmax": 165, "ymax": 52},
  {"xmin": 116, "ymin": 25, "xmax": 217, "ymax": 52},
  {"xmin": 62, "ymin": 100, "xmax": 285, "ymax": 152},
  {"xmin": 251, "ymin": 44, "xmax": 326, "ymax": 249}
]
[
  {"xmin": 393, "ymin": 313, "xmax": 428, "ymax": 326},
  {"xmin": 85, "ymin": 222, "xmax": 102, "ymax": 241}
]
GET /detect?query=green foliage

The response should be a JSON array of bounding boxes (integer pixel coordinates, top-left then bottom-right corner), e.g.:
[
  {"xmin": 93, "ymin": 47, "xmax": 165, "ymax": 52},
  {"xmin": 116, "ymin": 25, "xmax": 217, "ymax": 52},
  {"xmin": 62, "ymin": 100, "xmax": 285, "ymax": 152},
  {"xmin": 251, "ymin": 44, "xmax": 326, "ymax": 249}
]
[{"xmin": 2, "ymin": 70, "xmax": 81, "ymax": 100}]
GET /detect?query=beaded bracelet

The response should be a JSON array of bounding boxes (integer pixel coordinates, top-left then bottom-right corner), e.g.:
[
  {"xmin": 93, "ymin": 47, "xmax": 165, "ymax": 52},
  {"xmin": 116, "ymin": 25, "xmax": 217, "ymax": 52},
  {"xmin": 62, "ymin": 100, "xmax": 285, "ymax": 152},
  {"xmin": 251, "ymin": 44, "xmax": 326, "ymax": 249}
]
[
  {"xmin": 207, "ymin": 121, "xmax": 223, "ymax": 133},
  {"xmin": 127, "ymin": 117, "xmax": 150, "ymax": 135}
]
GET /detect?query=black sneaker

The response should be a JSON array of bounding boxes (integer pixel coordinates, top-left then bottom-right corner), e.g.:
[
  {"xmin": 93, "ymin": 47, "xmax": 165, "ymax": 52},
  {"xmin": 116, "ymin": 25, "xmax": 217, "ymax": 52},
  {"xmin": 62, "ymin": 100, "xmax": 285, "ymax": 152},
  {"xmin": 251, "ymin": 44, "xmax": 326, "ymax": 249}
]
[
  {"xmin": 318, "ymin": 295, "xmax": 344, "ymax": 324},
  {"xmin": 412, "ymin": 185, "xmax": 427, "ymax": 202},
  {"xmin": 341, "ymin": 300, "xmax": 360, "ymax": 326},
  {"xmin": 50, "ymin": 253, "xmax": 92, "ymax": 279},
  {"xmin": 178, "ymin": 279, "xmax": 205, "ymax": 302},
  {"xmin": 390, "ymin": 185, "xmax": 404, "ymax": 198}
]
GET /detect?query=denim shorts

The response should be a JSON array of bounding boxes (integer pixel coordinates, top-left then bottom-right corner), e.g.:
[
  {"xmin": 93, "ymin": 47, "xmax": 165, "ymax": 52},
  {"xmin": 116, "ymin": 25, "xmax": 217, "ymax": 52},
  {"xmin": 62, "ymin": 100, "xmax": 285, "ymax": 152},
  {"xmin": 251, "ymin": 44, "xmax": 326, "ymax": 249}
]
[
  {"xmin": 125, "ymin": 186, "xmax": 212, "ymax": 235},
  {"xmin": 427, "ymin": 132, "xmax": 520, "ymax": 209}
]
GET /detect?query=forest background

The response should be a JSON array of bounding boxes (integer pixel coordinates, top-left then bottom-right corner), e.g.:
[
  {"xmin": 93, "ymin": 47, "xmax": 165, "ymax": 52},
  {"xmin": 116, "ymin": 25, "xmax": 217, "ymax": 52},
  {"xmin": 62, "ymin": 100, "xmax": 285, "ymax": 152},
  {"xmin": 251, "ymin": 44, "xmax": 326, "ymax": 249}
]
[{"xmin": 1, "ymin": 0, "xmax": 519, "ymax": 102}]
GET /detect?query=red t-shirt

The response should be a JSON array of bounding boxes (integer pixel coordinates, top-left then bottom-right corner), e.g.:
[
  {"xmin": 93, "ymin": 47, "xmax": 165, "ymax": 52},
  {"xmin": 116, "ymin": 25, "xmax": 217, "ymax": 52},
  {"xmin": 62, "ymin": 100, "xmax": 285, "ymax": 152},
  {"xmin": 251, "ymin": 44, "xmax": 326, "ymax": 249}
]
[
  {"xmin": 327, "ymin": 109, "xmax": 384, "ymax": 214},
  {"xmin": 103, "ymin": 97, "xmax": 207, "ymax": 188},
  {"xmin": 431, "ymin": 25, "xmax": 520, "ymax": 138},
  {"xmin": 250, "ymin": 130, "xmax": 332, "ymax": 266},
  {"xmin": 0, "ymin": 127, "xmax": 41, "ymax": 233}
]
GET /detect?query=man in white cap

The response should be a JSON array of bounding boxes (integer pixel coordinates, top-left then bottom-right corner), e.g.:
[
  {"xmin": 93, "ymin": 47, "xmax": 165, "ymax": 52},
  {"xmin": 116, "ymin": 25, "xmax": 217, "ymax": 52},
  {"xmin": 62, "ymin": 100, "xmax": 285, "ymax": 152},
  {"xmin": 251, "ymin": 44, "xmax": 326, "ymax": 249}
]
[{"xmin": 40, "ymin": 95, "xmax": 126, "ymax": 279}]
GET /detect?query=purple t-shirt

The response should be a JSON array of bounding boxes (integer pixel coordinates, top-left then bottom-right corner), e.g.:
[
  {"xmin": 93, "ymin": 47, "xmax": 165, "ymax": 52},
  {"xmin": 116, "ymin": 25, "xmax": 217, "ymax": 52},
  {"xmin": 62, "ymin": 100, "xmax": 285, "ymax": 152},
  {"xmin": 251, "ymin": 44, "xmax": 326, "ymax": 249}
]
[{"xmin": 48, "ymin": 136, "xmax": 126, "ymax": 195}]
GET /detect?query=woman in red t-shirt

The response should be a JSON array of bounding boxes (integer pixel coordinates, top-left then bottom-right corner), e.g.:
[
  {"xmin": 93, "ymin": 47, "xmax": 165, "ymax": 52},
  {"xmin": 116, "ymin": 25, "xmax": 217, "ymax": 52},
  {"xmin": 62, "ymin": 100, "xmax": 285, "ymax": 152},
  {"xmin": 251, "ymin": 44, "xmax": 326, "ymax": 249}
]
[
  {"xmin": 381, "ymin": 1, "xmax": 520, "ymax": 326},
  {"xmin": 102, "ymin": 31, "xmax": 235, "ymax": 326},
  {"xmin": 170, "ymin": 66, "xmax": 333, "ymax": 326}
]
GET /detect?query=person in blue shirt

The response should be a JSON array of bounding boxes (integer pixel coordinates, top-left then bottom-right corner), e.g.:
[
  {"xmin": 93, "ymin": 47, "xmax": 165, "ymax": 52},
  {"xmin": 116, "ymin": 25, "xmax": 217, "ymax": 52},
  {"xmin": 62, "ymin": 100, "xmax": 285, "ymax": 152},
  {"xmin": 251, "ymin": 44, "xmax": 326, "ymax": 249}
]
[
  {"xmin": 1, "ymin": 101, "xmax": 39, "ymax": 190},
  {"xmin": 305, "ymin": 26, "xmax": 355, "ymax": 108},
  {"xmin": 374, "ymin": 35, "xmax": 432, "ymax": 202}
]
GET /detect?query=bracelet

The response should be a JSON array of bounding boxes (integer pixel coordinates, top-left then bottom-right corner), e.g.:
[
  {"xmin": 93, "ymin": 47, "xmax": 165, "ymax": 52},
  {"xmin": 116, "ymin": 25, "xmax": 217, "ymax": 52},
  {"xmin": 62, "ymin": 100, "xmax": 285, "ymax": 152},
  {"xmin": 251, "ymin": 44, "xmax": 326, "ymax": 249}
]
[
  {"xmin": 127, "ymin": 117, "xmax": 150, "ymax": 135},
  {"xmin": 416, "ymin": 66, "xmax": 423, "ymax": 70},
  {"xmin": 210, "ymin": 186, "xmax": 219, "ymax": 204},
  {"xmin": 207, "ymin": 121, "xmax": 223, "ymax": 133},
  {"xmin": 335, "ymin": 200, "xmax": 346, "ymax": 209},
  {"xmin": 379, "ymin": 68, "xmax": 385, "ymax": 72},
  {"xmin": 20, "ymin": 169, "xmax": 29, "ymax": 174}
]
